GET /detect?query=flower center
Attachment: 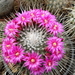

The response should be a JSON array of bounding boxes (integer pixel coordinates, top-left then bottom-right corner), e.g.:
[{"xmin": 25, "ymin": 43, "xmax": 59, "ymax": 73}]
[
  {"xmin": 7, "ymin": 56, "xmax": 10, "ymax": 59},
  {"xmin": 53, "ymin": 25, "xmax": 58, "ymax": 30},
  {"xmin": 6, "ymin": 45, "xmax": 11, "ymax": 48},
  {"xmin": 54, "ymin": 50, "xmax": 60, "ymax": 55},
  {"xmin": 44, "ymin": 19, "xmax": 48, "ymax": 23},
  {"xmin": 53, "ymin": 42, "xmax": 57, "ymax": 47},
  {"xmin": 56, "ymin": 51, "xmax": 60, "ymax": 55},
  {"xmin": 22, "ymin": 17, "xmax": 25, "ymax": 20},
  {"xmin": 31, "ymin": 13, "xmax": 34, "ymax": 17},
  {"xmin": 30, "ymin": 58, "xmax": 36, "ymax": 63},
  {"xmin": 48, "ymin": 62, "xmax": 52, "ymax": 66},
  {"xmin": 42, "ymin": 14, "xmax": 45, "ymax": 17},
  {"xmin": 9, "ymin": 29, "xmax": 14, "ymax": 32},
  {"xmin": 15, "ymin": 52, "xmax": 20, "ymax": 56}
]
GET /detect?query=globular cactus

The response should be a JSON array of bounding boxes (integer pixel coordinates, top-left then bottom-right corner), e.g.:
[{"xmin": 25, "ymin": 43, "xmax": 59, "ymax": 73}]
[{"xmin": 1, "ymin": 0, "xmax": 75, "ymax": 75}]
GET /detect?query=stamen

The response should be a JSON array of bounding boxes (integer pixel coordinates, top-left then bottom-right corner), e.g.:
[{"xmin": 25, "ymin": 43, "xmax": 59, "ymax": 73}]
[
  {"xmin": 9, "ymin": 29, "xmax": 13, "ymax": 31},
  {"xmin": 31, "ymin": 13, "xmax": 34, "ymax": 17},
  {"xmin": 42, "ymin": 14, "xmax": 45, "ymax": 17},
  {"xmin": 31, "ymin": 58, "xmax": 35, "ymax": 63},
  {"xmin": 22, "ymin": 17, "xmax": 25, "ymax": 20},
  {"xmin": 48, "ymin": 62, "xmax": 52, "ymax": 66},
  {"xmin": 53, "ymin": 25, "xmax": 58, "ymax": 30},
  {"xmin": 15, "ymin": 52, "xmax": 20, "ymax": 56},
  {"xmin": 6, "ymin": 45, "xmax": 10, "ymax": 47},
  {"xmin": 7, "ymin": 56, "xmax": 10, "ymax": 59},
  {"xmin": 53, "ymin": 42, "xmax": 57, "ymax": 46},
  {"xmin": 44, "ymin": 19, "xmax": 48, "ymax": 23}
]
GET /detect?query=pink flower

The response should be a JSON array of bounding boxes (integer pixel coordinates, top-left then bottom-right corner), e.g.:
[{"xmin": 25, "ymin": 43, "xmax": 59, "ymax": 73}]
[
  {"xmin": 2, "ymin": 51, "xmax": 13, "ymax": 63},
  {"xmin": 52, "ymin": 49, "xmax": 65, "ymax": 61},
  {"xmin": 2, "ymin": 37, "xmax": 16, "ymax": 52},
  {"xmin": 11, "ymin": 18, "xmax": 23, "ymax": 31},
  {"xmin": 48, "ymin": 22, "xmax": 64, "ymax": 35},
  {"xmin": 44, "ymin": 57, "xmax": 58, "ymax": 72},
  {"xmin": 46, "ymin": 37, "xmax": 64, "ymax": 52},
  {"xmin": 23, "ymin": 51, "xmax": 43, "ymax": 69},
  {"xmin": 11, "ymin": 46, "xmax": 24, "ymax": 64},
  {"xmin": 38, "ymin": 10, "xmax": 56, "ymax": 19},
  {"xmin": 28, "ymin": 9, "xmax": 41, "ymax": 21},
  {"xmin": 4, "ymin": 21, "xmax": 19, "ymax": 37},
  {"xmin": 16, "ymin": 11, "xmax": 31, "ymax": 25},
  {"xmin": 30, "ymin": 66, "xmax": 45, "ymax": 75},
  {"xmin": 38, "ymin": 10, "xmax": 50, "ymax": 17},
  {"xmin": 38, "ymin": 14, "xmax": 56, "ymax": 28}
]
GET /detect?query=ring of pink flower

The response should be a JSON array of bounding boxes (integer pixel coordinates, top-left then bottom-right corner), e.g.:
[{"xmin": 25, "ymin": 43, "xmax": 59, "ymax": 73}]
[{"xmin": 2, "ymin": 9, "xmax": 65, "ymax": 74}]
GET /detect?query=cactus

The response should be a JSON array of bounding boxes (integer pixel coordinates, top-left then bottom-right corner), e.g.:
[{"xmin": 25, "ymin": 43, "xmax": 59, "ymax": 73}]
[
  {"xmin": 1, "ymin": 0, "xmax": 75, "ymax": 75},
  {"xmin": 64, "ymin": 4, "xmax": 75, "ymax": 40}
]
